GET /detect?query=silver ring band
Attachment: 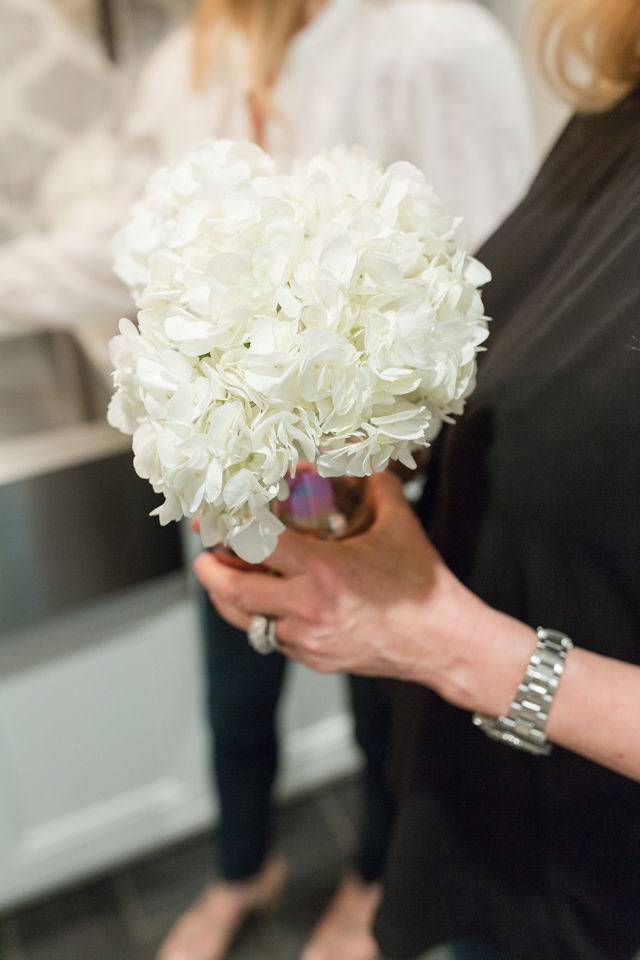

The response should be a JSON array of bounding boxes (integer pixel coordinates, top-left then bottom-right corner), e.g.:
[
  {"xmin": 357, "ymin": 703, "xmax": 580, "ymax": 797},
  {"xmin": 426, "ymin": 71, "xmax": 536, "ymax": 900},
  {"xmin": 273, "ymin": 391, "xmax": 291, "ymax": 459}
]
[{"xmin": 247, "ymin": 615, "xmax": 282, "ymax": 655}]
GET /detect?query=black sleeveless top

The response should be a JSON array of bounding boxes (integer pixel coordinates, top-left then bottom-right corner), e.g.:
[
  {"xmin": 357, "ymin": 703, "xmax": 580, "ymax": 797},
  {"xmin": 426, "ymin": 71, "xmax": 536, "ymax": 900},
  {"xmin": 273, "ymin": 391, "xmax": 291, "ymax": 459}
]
[{"xmin": 374, "ymin": 89, "xmax": 640, "ymax": 960}]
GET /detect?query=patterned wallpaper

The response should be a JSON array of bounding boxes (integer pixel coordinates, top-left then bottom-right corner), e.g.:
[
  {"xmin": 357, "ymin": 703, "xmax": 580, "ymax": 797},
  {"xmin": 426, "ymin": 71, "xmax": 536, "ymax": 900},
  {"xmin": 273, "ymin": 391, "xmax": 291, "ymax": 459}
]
[
  {"xmin": 0, "ymin": 0, "xmax": 195, "ymax": 243},
  {"xmin": 0, "ymin": 0, "xmax": 118, "ymax": 241}
]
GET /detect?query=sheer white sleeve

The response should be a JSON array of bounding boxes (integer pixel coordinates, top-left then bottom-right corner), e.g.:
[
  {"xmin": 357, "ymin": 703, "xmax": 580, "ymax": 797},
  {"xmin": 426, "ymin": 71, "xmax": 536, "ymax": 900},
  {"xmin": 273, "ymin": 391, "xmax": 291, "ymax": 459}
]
[
  {"xmin": 0, "ymin": 36, "xmax": 178, "ymax": 334},
  {"xmin": 388, "ymin": 1, "xmax": 537, "ymax": 249}
]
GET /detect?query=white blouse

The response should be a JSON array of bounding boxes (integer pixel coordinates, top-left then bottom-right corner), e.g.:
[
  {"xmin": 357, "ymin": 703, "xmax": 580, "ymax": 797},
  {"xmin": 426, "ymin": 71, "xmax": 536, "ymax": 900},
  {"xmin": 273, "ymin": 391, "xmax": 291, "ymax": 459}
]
[{"xmin": 0, "ymin": 0, "xmax": 536, "ymax": 340}]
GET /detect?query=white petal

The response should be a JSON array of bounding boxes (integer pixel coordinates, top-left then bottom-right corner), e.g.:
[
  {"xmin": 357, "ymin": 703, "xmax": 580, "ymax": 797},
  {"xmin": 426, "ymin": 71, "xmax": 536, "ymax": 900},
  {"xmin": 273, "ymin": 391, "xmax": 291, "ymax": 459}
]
[
  {"xmin": 205, "ymin": 459, "xmax": 223, "ymax": 502},
  {"xmin": 228, "ymin": 508, "xmax": 286, "ymax": 563},
  {"xmin": 223, "ymin": 469, "xmax": 255, "ymax": 510}
]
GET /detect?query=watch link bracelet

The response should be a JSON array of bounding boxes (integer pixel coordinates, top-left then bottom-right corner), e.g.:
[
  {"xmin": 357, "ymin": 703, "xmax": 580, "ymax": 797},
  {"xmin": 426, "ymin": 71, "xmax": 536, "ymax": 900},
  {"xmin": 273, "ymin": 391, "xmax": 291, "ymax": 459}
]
[{"xmin": 472, "ymin": 627, "xmax": 574, "ymax": 756}]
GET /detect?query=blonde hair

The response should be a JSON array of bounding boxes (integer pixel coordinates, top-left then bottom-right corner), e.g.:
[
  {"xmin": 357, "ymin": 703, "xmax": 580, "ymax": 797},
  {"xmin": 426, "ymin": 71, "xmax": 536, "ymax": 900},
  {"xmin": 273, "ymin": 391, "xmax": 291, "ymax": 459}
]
[
  {"xmin": 531, "ymin": 0, "xmax": 640, "ymax": 111},
  {"xmin": 192, "ymin": 0, "xmax": 308, "ymax": 114}
]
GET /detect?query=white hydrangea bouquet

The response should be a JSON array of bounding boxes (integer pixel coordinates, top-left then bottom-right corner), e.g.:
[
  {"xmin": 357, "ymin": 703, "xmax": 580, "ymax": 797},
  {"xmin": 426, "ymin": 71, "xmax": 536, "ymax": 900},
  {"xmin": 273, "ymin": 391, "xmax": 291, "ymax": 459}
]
[{"xmin": 108, "ymin": 140, "xmax": 490, "ymax": 563}]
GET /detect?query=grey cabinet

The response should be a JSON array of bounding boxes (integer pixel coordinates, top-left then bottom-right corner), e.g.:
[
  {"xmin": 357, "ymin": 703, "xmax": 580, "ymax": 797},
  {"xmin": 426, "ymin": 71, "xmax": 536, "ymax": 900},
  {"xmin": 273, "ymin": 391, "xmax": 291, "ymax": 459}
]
[{"xmin": 0, "ymin": 330, "xmax": 183, "ymax": 637}]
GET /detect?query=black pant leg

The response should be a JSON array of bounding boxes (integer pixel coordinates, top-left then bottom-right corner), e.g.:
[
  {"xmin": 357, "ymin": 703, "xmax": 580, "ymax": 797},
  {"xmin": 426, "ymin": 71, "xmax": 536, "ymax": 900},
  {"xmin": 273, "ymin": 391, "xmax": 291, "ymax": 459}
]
[
  {"xmin": 450, "ymin": 944, "xmax": 512, "ymax": 960},
  {"xmin": 348, "ymin": 675, "xmax": 397, "ymax": 884},
  {"xmin": 203, "ymin": 593, "xmax": 287, "ymax": 882}
]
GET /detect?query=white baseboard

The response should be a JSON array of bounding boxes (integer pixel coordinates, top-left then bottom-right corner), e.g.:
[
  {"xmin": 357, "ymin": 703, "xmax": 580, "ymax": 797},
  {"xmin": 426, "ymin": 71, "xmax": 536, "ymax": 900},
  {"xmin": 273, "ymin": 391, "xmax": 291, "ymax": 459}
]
[
  {"xmin": 0, "ymin": 711, "xmax": 360, "ymax": 910},
  {"xmin": 22, "ymin": 710, "xmax": 361, "ymax": 865},
  {"xmin": 19, "ymin": 777, "xmax": 192, "ymax": 864}
]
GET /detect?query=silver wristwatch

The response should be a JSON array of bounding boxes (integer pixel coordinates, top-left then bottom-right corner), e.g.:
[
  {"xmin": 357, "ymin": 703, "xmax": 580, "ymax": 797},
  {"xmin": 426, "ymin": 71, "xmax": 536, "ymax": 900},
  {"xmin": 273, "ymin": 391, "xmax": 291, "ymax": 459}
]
[{"xmin": 472, "ymin": 627, "xmax": 574, "ymax": 756}]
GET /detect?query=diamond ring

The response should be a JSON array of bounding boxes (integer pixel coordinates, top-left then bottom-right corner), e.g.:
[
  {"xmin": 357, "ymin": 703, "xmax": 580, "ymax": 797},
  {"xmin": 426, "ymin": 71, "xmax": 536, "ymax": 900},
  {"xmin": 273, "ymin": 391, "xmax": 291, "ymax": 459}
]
[{"xmin": 247, "ymin": 615, "xmax": 282, "ymax": 655}]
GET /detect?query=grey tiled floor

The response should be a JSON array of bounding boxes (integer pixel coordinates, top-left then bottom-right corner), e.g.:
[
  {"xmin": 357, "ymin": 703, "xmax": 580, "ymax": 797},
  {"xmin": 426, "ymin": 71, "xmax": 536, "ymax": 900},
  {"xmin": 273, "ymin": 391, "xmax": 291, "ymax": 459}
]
[{"xmin": 0, "ymin": 777, "xmax": 366, "ymax": 960}]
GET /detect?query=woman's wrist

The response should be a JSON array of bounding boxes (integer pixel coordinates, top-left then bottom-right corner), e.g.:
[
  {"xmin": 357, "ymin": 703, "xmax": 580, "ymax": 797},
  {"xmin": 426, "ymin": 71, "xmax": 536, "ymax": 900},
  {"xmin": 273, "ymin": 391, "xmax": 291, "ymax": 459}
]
[
  {"xmin": 469, "ymin": 607, "xmax": 540, "ymax": 717},
  {"xmin": 412, "ymin": 583, "xmax": 539, "ymax": 716}
]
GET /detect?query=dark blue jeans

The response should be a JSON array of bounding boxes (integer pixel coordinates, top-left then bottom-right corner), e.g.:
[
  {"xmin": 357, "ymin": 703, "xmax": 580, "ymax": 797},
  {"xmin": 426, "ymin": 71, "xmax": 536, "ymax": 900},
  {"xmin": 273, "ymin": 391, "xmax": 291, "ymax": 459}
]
[{"xmin": 203, "ymin": 596, "xmax": 396, "ymax": 882}]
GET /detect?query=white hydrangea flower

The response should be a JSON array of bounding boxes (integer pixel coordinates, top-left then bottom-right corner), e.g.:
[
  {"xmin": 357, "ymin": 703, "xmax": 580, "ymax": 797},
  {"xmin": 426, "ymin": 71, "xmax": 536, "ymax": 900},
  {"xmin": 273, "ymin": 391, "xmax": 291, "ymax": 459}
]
[{"xmin": 108, "ymin": 140, "xmax": 491, "ymax": 563}]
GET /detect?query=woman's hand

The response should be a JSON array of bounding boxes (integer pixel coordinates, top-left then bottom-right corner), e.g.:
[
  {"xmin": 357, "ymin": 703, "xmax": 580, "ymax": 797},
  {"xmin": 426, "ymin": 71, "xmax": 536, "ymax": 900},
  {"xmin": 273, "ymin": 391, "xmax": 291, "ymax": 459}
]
[
  {"xmin": 193, "ymin": 471, "xmax": 640, "ymax": 781},
  {"xmin": 193, "ymin": 471, "xmax": 536, "ymax": 714}
]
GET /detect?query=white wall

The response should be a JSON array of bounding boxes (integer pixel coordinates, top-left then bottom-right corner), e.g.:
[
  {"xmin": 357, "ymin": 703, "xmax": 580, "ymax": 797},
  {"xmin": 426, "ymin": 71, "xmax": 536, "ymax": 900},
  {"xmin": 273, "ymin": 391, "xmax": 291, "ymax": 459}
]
[{"xmin": 483, "ymin": 0, "xmax": 529, "ymax": 34}]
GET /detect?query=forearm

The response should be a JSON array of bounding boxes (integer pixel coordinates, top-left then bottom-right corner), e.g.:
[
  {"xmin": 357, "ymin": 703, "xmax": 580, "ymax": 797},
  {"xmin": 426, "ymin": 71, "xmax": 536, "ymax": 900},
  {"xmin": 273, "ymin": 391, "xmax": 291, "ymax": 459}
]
[
  {"xmin": 432, "ymin": 597, "xmax": 640, "ymax": 782},
  {"xmin": 0, "ymin": 223, "xmax": 133, "ymax": 329},
  {"xmin": 0, "ymin": 129, "xmax": 152, "ymax": 330},
  {"xmin": 545, "ymin": 647, "xmax": 640, "ymax": 781}
]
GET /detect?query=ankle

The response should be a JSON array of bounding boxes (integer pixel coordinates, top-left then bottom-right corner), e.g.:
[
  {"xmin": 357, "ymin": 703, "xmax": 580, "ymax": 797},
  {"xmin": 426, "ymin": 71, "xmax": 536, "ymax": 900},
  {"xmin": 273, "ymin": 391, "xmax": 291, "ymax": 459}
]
[
  {"xmin": 220, "ymin": 855, "xmax": 287, "ymax": 908},
  {"xmin": 337, "ymin": 873, "xmax": 383, "ymax": 905}
]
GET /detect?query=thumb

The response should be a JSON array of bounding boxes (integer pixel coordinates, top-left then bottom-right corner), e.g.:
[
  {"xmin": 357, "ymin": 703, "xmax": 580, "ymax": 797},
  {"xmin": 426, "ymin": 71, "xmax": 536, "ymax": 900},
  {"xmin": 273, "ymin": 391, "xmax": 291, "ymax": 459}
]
[{"xmin": 367, "ymin": 469, "xmax": 410, "ymax": 526}]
